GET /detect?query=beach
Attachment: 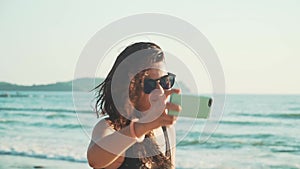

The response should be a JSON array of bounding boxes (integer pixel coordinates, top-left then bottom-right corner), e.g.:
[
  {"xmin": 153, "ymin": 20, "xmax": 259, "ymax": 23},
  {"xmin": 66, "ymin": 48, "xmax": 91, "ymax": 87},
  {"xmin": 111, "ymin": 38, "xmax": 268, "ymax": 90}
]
[{"xmin": 0, "ymin": 155, "xmax": 90, "ymax": 169}]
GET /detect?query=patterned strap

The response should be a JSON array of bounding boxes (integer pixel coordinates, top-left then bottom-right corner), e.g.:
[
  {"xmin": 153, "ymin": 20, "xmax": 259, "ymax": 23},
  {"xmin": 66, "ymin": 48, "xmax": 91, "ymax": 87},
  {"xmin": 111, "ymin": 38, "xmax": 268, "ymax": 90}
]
[{"xmin": 162, "ymin": 126, "xmax": 171, "ymax": 159}]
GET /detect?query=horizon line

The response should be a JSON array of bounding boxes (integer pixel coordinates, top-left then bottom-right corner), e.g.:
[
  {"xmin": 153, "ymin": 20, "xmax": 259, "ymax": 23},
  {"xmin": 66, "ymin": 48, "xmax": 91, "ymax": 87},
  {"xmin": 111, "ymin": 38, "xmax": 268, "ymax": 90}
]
[{"xmin": 1, "ymin": 78, "xmax": 299, "ymax": 95}]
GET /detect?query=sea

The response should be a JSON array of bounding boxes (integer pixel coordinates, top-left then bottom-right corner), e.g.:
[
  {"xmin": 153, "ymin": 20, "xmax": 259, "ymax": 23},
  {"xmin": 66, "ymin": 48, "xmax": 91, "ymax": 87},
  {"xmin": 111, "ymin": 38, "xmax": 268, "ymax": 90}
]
[{"xmin": 0, "ymin": 91, "xmax": 299, "ymax": 169}]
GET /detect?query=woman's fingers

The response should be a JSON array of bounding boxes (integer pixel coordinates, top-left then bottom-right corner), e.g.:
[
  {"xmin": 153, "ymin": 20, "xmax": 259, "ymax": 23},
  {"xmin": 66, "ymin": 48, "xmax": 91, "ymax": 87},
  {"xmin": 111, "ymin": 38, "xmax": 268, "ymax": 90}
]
[
  {"xmin": 157, "ymin": 99, "xmax": 181, "ymax": 126},
  {"xmin": 166, "ymin": 102, "xmax": 181, "ymax": 112},
  {"xmin": 164, "ymin": 88, "xmax": 181, "ymax": 97},
  {"xmin": 159, "ymin": 110, "xmax": 178, "ymax": 125}
]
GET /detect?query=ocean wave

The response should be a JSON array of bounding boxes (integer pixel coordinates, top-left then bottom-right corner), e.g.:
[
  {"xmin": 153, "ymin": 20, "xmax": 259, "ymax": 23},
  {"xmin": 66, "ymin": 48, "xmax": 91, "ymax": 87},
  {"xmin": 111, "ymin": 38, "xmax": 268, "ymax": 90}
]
[
  {"xmin": 270, "ymin": 113, "xmax": 300, "ymax": 119},
  {"xmin": 212, "ymin": 133, "xmax": 275, "ymax": 139},
  {"xmin": 236, "ymin": 113, "xmax": 300, "ymax": 120},
  {"xmin": 0, "ymin": 93, "xmax": 72, "ymax": 98},
  {"xmin": 2, "ymin": 112, "xmax": 73, "ymax": 119},
  {"xmin": 0, "ymin": 107, "xmax": 75, "ymax": 113},
  {"xmin": 0, "ymin": 93, "xmax": 29, "ymax": 98},
  {"xmin": 177, "ymin": 139, "xmax": 245, "ymax": 149},
  {"xmin": 45, "ymin": 113, "xmax": 71, "ymax": 119},
  {"xmin": 31, "ymin": 122, "xmax": 84, "ymax": 129},
  {"xmin": 0, "ymin": 107, "xmax": 93, "ymax": 114},
  {"xmin": 0, "ymin": 150, "xmax": 86, "ymax": 163},
  {"xmin": 288, "ymin": 107, "xmax": 300, "ymax": 111},
  {"xmin": 176, "ymin": 133, "xmax": 299, "ymax": 150},
  {"xmin": 270, "ymin": 149, "xmax": 300, "ymax": 153},
  {"xmin": 220, "ymin": 120, "xmax": 275, "ymax": 126},
  {"xmin": 0, "ymin": 118, "xmax": 16, "ymax": 124},
  {"xmin": 0, "ymin": 119, "xmax": 85, "ymax": 129},
  {"xmin": 177, "ymin": 140, "xmax": 200, "ymax": 147}
]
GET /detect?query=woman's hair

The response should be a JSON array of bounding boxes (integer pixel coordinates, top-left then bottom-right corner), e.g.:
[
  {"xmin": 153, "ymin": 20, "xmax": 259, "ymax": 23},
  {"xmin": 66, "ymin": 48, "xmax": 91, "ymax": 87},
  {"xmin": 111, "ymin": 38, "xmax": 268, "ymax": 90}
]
[
  {"xmin": 94, "ymin": 42, "xmax": 164, "ymax": 128},
  {"xmin": 94, "ymin": 42, "xmax": 172, "ymax": 168}
]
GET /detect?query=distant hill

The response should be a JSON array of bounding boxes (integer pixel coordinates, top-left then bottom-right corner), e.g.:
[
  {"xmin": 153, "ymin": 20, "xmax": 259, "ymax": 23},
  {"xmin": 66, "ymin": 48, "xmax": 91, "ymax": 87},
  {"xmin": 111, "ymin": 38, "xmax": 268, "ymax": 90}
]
[
  {"xmin": 0, "ymin": 78, "xmax": 104, "ymax": 92},
  {"xmin": 0, "ymin": 78, "xmax": 190, "ymax": 93}
]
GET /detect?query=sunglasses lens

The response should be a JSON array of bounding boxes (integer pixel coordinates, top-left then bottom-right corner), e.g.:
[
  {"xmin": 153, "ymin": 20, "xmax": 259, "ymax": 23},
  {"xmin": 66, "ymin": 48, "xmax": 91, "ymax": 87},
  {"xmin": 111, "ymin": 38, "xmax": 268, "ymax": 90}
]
[
  {"xmin": 143, "ymin": 73, "xmax": 176, "ymax": 94},
  {"xmin": 144, "ymin": 79, "xmax": 156, "ymax": 94},
  {"xmin": 160, "ymin": 74, "xmax": 175, "ymax": 89}
]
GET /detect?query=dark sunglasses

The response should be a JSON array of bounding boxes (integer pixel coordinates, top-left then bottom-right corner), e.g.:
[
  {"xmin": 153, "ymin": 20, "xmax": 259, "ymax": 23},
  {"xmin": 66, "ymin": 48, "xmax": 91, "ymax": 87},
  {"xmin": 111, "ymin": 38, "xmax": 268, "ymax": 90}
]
[{"xmin": 143, "ymin": 72, "xmax": 176, "ymax": 94}]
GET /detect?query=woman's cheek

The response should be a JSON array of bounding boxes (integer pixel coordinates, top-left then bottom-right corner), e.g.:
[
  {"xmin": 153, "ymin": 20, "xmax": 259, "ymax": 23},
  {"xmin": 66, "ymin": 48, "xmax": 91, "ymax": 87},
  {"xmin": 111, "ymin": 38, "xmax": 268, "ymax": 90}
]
[{"xmin": 137, "ymin": 94, "xmax": 151, "ymax": 111}]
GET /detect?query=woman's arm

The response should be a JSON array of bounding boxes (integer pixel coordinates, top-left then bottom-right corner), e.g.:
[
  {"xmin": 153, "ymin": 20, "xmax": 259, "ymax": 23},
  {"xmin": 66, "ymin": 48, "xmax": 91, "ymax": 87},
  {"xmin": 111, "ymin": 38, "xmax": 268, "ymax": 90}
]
[
  {"xmin": 87, "ymin": 122, "xmax": 130, "ymax": 168},
  {"xmin": 87, "ymin": 117, "xmax": 167, "ymax": 168},
  {"xmin": 87, "ymin": 88, "xmax": 181, "ymax": 168},
  {"xmin": 87, "ymin": 120, "xmax": 151, "ymax": 168},
  {"xmin": 87, "ymin": 114, "xmax": 178, "ymax": 168}
]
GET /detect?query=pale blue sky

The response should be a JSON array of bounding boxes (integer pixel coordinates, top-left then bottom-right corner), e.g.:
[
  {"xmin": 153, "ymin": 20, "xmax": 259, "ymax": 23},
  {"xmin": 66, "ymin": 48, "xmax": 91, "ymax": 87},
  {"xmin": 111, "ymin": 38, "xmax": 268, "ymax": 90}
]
[{"xmin": 1, "ymin": 0, "xmax": 299, "ymax": 94}]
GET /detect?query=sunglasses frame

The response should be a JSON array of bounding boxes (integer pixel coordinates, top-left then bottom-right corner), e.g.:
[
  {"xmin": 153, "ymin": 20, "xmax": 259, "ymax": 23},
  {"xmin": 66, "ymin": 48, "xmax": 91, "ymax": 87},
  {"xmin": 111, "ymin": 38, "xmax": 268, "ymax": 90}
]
[{"xmin": 143, "ymin": 72, "xmax": 176, "ymax": 94}]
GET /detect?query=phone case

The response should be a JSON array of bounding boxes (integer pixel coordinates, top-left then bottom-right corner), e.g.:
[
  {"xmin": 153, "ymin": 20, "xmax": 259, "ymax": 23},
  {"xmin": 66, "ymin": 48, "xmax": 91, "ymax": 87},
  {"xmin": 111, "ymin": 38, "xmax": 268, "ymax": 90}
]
[{"xmin": 169, "ymin": 93, "xmax": 212, "ymax": 119}]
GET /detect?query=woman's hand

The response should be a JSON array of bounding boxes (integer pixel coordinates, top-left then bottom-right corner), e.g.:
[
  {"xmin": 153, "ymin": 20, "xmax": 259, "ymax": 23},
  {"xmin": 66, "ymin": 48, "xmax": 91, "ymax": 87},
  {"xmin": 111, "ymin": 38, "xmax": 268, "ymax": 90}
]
[
  {"xmin": 157, "ymin": 88, "xmax": 181, "ymax": 126},
  {"xmin": 134, "ymin": 88, "xmax": 181, "ymax": 137}
]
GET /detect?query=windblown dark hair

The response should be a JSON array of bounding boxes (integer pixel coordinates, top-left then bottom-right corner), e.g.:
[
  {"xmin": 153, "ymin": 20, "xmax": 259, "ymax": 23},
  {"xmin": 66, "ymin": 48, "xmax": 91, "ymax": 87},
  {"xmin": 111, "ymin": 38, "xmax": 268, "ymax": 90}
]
[
  {"xmin": 94, "ymin": 42, "xmax": 163, "ymax": 128},
  {"xmin": 93, "ymin": 42, "xmax": 172, "ymax": 168}
]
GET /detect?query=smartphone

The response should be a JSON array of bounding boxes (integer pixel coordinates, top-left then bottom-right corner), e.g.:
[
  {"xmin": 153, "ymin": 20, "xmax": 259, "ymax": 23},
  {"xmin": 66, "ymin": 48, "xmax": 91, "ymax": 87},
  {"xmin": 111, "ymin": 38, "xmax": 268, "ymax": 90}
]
[{"xmin": 169, "ymin": 93, "xmax": 213, "ymax": 119}]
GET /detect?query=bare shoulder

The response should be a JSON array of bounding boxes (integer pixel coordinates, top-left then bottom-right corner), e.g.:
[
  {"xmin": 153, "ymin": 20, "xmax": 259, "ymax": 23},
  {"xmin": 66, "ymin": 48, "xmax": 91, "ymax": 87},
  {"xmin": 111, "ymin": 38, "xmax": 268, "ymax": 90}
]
[
  {"xmin": 91, "ymin": 117, "xmax": 115, "ymax": 141},
  {"xmin": 88, "ymin": 117, "xmax": 125, "ymax": 168}
]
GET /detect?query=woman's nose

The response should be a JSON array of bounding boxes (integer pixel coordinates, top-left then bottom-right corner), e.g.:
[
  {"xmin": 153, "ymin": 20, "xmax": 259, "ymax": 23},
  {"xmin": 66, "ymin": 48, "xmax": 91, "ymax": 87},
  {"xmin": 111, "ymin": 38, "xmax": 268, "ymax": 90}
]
[{"xmin": 156, "ymin": 81, "xmax": 163, "ymax": 90}]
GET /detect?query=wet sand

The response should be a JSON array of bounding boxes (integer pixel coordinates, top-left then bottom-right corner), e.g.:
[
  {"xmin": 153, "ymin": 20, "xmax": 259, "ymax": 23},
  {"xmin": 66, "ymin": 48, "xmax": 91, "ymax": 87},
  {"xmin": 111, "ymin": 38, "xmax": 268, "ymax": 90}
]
[{"xmin": 0, "ymin": 155, "xmax": 90, "ymax": 169}]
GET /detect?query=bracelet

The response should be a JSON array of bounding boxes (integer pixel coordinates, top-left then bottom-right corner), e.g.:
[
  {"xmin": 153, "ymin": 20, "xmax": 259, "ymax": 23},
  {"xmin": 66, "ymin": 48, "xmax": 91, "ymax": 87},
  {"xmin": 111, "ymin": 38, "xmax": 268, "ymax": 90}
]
[{"xmin": 130, "ymin": 118, "xmax": 145, "ymax": 143}]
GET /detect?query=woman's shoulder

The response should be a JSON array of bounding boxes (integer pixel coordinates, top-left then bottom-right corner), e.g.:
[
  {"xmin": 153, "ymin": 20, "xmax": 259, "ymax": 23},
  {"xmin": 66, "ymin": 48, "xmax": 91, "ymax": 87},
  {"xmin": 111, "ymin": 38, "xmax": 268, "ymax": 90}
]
[{"xmin": 91, "ymin": 116, "xmax": 115, "ymax": 141}]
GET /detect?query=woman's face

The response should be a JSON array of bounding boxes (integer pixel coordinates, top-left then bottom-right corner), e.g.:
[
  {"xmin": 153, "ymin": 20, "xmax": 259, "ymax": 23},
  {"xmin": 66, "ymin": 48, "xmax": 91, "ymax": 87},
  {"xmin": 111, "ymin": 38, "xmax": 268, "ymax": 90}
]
[{"xmin": 135, "ymin": 68, "xmax": 167, "ymax": 112}]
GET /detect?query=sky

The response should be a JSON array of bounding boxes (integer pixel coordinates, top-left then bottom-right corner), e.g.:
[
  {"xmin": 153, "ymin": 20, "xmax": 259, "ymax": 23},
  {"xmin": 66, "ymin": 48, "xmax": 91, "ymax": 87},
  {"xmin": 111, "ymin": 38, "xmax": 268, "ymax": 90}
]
[{"xmin": 0, "ymin": 0, "xmax": 299, "ymax": 94}]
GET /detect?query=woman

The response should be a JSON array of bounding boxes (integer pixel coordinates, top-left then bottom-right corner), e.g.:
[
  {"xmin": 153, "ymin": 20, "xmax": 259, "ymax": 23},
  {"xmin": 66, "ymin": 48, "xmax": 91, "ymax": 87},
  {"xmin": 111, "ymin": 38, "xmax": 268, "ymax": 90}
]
[{"xmin": 87, "ymin": 42, "xmax": 181, "ymax": 169}]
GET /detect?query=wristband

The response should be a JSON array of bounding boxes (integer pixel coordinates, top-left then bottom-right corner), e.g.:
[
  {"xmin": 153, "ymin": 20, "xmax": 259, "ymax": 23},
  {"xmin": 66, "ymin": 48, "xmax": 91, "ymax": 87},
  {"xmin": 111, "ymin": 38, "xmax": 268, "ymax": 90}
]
[{"xmin": 130, "ymin": 118, "xmax": 145, "ymax": 143}]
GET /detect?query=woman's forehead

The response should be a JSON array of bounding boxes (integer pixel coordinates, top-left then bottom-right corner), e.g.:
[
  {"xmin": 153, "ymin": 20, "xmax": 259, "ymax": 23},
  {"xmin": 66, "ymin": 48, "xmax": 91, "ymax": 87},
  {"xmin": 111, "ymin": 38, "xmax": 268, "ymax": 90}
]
[{"xmin": 146, "ymin": 69, "xmax": 167, "ymax": 78}]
